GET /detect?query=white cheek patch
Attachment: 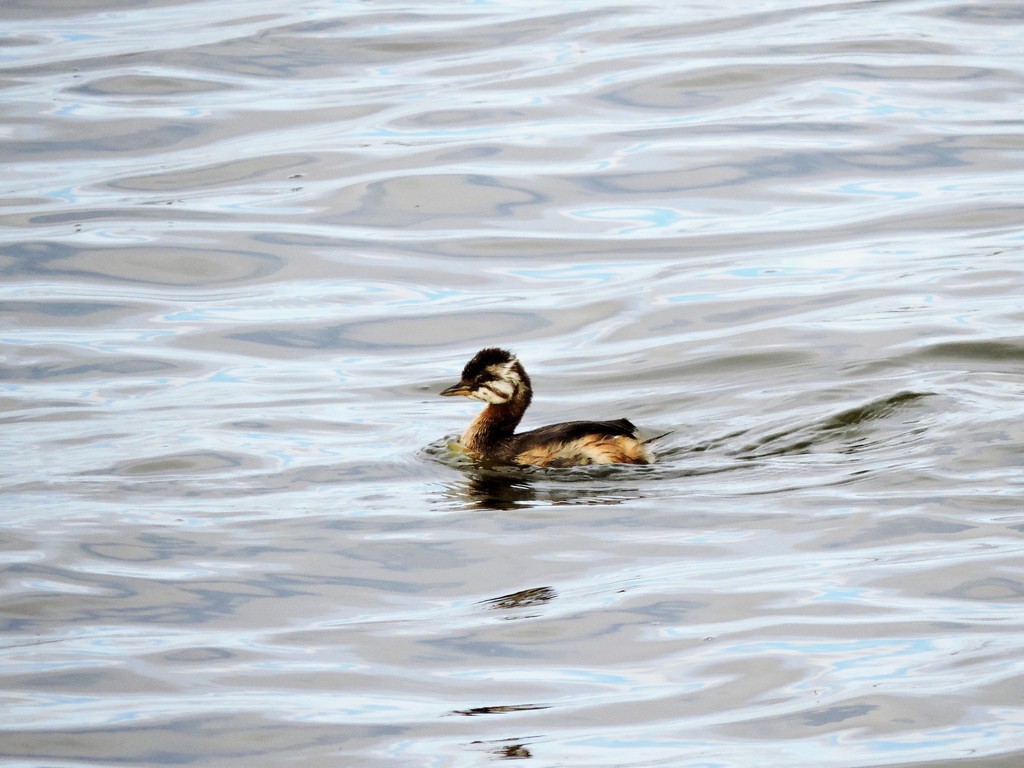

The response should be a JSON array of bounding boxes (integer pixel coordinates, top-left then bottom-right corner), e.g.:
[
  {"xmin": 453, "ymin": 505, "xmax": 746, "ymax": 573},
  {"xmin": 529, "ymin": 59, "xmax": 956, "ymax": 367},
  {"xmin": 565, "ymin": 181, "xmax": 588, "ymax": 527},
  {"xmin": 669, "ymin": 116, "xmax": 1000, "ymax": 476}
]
[
  {"xmin": 499, "ymin": 361, "xmax": 521, "ymax": 386},
  {"xmin": 489, "ymin": 379, "xmax": 515, "ymax": 400},
  {"xmin": 473, "ymin": 390, "xmax": 504, "ymax": 404},
  {"xmin": 472, "ymin": 380, "xmax": 513, "ymax": 404},
  {"xmin": 471, "ymin": 365, "xmax": 518, "ymax": 404}
]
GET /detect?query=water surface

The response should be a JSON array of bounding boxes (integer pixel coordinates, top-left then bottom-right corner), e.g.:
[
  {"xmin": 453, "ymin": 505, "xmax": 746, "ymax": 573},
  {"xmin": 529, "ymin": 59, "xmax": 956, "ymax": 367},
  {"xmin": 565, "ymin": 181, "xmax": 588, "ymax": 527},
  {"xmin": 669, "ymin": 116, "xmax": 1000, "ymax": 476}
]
[{"xmin": 2, "ymin": 1, "xmax": 1024, "ymax": 766}]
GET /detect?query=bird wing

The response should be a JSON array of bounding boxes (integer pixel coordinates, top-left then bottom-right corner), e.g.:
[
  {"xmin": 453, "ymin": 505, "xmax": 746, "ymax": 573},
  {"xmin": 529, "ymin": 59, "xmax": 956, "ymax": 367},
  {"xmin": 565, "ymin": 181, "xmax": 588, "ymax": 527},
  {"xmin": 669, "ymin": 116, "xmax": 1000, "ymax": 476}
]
[{"xmin": 511, "ymin": 418, "xmax": 639, "ymax": 452}]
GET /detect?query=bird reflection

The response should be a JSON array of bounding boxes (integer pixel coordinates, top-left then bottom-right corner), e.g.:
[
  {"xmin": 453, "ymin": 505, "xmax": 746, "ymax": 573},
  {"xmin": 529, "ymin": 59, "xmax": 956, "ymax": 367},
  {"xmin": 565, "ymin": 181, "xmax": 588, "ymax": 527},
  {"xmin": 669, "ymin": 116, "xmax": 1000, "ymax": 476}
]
[
  {"xmin": 453, "ymin": 472, "xmax": 538, "ymax": 509},
  {"xmin": 469, "ymin": 737, "xmax": 539, "ymax": 761},
  {"xmin": 441, "ymin": 468, "xmax": 648, "ymax": 511},
  {"xmin": 452, "ymin": 703, "xmax": 550, "ymax": 716},
  {"xmin": 480, "ymin": 586, "xmax": 556, "ymax": 611},
  {"xmin": 479, "ymin": 586, "xmax": 557, "ymax": 622},
  {"xmin": 496, "ymin": 743, "xmax": 532, "ymax": 759}
]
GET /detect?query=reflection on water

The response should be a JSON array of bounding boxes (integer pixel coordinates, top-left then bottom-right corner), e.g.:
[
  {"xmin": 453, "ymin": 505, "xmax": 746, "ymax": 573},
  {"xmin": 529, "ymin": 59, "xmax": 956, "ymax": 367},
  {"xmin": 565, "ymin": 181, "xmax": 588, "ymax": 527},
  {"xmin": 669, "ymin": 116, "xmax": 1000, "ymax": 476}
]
[
  {"xmin": 3, "ymin": 0, "xmax": 1024, "ymax": 766},
  {"xmin": 450, "ymin": 704, "xmax": 551, "ymax": 718},
  {"xmin": 481, "ymin": 586, "xmax": 557, "ymax": 613}
]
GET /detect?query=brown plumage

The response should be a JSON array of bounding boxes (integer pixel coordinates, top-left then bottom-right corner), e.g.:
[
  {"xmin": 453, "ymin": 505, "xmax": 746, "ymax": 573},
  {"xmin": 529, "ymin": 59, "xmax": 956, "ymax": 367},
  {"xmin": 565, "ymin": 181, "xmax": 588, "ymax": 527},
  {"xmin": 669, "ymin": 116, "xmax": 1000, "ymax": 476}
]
[{"xmin": 439, "ymin": 348, "xmax": 655, "ymax": 467}]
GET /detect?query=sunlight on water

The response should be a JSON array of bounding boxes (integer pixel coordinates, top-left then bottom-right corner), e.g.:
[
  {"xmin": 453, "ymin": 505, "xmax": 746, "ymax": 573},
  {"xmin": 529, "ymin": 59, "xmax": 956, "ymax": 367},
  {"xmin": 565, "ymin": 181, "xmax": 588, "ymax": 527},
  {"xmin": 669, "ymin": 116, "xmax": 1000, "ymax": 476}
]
[{"xmin": 2, "ymin": 0, "xmax": 1024, "ymax": 766}]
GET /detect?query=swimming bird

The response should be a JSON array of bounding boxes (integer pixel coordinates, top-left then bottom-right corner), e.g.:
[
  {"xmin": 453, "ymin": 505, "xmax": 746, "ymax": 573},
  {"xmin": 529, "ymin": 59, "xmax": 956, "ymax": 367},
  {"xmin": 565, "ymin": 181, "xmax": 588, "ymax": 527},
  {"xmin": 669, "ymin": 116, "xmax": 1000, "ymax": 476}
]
[{"xmin": 439, "ymin": 347, "xmax": 655, "ymax": 467}]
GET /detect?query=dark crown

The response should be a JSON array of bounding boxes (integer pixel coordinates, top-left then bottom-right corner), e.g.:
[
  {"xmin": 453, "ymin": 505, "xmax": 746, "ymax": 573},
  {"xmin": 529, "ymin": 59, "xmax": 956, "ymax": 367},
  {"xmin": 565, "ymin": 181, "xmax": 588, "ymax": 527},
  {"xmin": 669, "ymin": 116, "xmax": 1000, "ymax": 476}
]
[{"xmin": 461, "ymin": 347, "xmax": 515, "ymax": 380}]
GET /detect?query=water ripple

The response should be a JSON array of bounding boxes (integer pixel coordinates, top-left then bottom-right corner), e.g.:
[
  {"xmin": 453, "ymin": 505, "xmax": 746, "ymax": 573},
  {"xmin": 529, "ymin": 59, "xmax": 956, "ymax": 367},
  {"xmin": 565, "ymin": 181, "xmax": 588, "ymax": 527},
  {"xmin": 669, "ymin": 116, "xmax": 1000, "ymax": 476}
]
[{"xmin": 3, "ymin": 1, "xmax": 1024, "ymax": 767}]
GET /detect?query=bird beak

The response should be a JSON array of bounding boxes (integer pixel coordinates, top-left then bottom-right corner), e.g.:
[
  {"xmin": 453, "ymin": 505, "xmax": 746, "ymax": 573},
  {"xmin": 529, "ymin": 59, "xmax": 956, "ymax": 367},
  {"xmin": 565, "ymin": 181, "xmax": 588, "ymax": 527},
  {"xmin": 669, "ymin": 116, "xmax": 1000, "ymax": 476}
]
[{"xmin": 440, "ymin": 381, "xmax": 472, "ymax": 397}]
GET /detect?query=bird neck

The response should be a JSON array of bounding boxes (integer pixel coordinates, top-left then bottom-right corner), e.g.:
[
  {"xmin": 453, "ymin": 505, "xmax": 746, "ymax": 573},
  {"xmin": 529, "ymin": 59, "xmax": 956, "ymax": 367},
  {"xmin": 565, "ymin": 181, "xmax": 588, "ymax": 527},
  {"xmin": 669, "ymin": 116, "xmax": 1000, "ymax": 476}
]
[{"xmin": 461, "ymin": 387, "xmax": 531, "ymax": 452}]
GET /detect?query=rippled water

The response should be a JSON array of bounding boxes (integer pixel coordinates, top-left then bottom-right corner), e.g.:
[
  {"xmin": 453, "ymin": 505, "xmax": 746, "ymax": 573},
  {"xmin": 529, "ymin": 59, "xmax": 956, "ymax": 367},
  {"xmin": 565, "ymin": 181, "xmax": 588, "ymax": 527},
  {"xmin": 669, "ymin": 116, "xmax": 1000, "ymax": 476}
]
[{"xmin": 3, "ymin": 1, "xmax": 1024, "ymax": 766}]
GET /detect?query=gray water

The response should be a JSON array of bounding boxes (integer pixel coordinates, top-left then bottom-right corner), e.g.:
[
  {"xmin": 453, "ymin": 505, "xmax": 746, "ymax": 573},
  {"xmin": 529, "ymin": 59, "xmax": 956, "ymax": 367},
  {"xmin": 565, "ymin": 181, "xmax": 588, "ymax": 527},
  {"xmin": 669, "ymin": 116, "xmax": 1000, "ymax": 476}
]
[{"xmin": 3, "ymin": 1, "xmax": 1024, "ymax": 766}]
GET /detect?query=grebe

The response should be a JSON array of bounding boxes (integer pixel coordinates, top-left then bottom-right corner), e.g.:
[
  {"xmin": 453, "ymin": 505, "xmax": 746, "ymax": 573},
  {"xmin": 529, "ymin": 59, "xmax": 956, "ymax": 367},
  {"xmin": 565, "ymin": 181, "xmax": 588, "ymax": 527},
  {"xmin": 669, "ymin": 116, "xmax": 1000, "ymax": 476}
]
[{"xmin": 439, "ymin": 347, "xmax": 655, "ymax": 467}]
